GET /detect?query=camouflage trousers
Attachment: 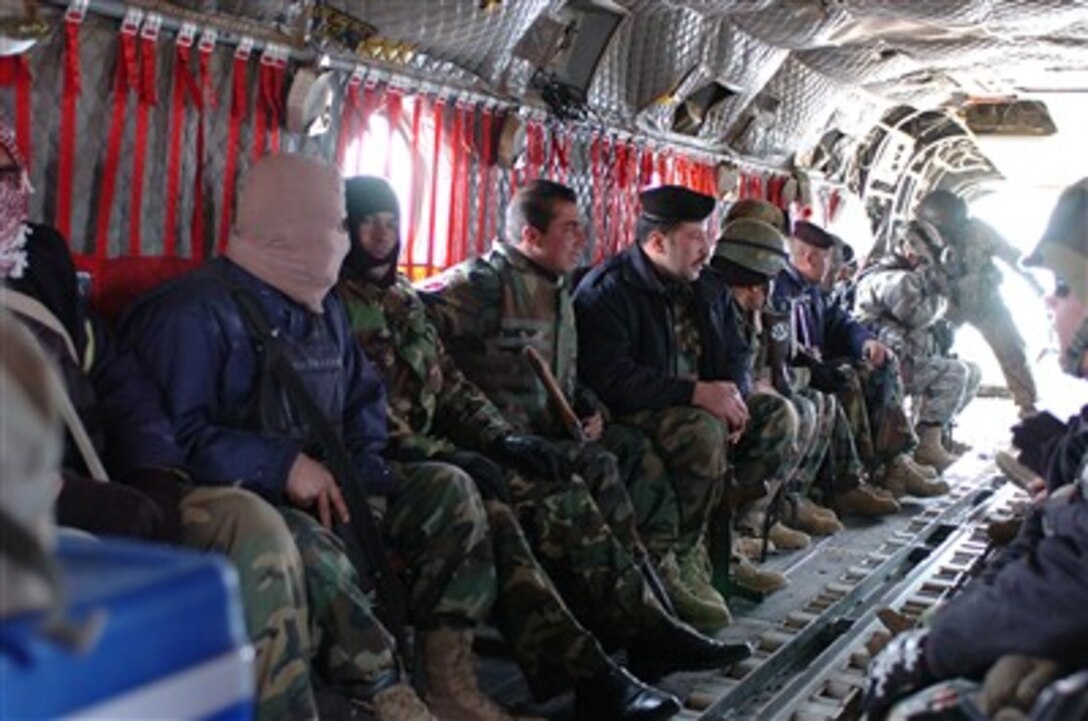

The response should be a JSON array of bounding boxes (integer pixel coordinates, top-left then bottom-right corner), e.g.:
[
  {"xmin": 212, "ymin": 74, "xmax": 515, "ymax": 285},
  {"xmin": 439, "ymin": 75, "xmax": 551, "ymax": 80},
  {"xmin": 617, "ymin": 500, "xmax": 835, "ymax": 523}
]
[
  {"xmin": 485, "ymin": 500, "xmax": 611, "ymax": 700},
  {"xmin": 607, "ymin": 407, "xmax": 727, "ymax": 561},
  {"xmin": 503, "ymin": 461, "xmax": 671, "ymax": 654},
  {"xmin": 909, "ymin": 355, "xmax": 982, "ymax": 427},
  {"xmin": 954, "ymin": 296, "xmax": 1036, "ymax": 412},
  {"xmin": 836, "ymin": 359, "xmax": 916, "ymax": 473},
  {"xmin": 389, "ymin": 461, "xmax": 496, "ymax": 629},
  {"xmin": 789, "ymin": 387, "xmax": 865, "ymax": 502},
  {"xmin": 179, "ymin": 486, "xmax": 394, "ymax": 721},
  {"xmin": 730, "ymin": 391, "xmax": 801, "ymax": 533}
]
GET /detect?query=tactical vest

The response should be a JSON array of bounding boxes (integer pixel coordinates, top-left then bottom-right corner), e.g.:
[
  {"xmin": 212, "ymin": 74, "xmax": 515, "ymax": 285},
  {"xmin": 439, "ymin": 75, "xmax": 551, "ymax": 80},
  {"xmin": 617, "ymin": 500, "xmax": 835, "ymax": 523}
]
[{"xmin": 453, "ymin": 244, "xmax": 576, "ymax": 438}]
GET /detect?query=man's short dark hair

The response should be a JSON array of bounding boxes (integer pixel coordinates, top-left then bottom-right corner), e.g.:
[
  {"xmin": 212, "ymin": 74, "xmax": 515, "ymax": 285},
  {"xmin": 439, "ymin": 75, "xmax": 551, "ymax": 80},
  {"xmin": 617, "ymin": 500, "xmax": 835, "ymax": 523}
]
[
  {"xmin": 505, "ymin": 179, "xmax": 578, "ymax": 243},
  {"xmin": 636, "ymin": 216, "xmax": 685, "ymax": 246}
]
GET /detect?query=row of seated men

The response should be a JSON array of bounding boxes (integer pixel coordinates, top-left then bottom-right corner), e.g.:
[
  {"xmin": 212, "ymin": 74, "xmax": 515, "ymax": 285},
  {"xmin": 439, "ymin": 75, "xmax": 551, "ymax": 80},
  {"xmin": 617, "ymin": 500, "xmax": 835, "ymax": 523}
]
[
  {"xmin": 860, "ymin": 178, "xmax": 1088, "ymax": 720},
  {"xmin": 0, "ymin": 101, "xmax": 999, "ymax": 721}
]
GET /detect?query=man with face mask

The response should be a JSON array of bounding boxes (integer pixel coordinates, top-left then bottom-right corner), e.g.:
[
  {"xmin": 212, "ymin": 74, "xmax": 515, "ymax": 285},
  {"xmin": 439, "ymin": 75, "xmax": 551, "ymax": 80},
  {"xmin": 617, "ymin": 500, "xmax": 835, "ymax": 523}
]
[
  {"xmin": 0, "ymin": 115, "xmax": 329, "ymax": 721},
  {"xmin": 122, "ymin": 154, "xmax": 499, "ymax": 721},
  {"xmin": 574, "ymin": 186, "xmax": 800, "ymax": 606},
  {"xmin": 855, "ymin": 228, "xmax": 980, "ymax": 478},
  {"xmin": 863, "ymin": 178, "xmax": 1088, "ymax": 716},
  {"xmin": 773, "ymin": 220, "xmax": 922, "ymax": 512},
  {"xmin": 336, "ymin": 175, "xmax": 728, "ymax": 721},
  {"xmin": 913, "ymin": 190, "xmax": 1038, "ymax": 418}
]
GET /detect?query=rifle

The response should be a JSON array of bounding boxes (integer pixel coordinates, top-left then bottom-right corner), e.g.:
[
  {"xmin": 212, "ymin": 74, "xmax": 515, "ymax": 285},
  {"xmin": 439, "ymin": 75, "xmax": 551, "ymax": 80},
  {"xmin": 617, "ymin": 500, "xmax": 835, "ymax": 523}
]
[
  {"xmin": 231, "ymin": 287, "xmax": 412, "ymax": 670},
  {"xmin": 521, "ymin": 346, "xmax": 678, "ymax": 618}
]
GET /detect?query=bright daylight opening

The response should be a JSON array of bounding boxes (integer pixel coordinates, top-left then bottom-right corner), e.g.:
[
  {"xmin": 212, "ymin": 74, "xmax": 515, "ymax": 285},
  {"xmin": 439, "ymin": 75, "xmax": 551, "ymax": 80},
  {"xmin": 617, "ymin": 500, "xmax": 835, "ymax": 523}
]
[{"xmin": 342, "ymin": 101, "xmax": 452, "ymax": 273}]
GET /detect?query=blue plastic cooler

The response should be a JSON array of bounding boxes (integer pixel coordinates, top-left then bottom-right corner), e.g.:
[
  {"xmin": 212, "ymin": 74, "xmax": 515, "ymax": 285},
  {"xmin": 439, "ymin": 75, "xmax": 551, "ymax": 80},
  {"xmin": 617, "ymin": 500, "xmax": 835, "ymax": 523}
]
[{"xmin": 1, "ymin": 537, "xmax": 254, "ymax": 720}]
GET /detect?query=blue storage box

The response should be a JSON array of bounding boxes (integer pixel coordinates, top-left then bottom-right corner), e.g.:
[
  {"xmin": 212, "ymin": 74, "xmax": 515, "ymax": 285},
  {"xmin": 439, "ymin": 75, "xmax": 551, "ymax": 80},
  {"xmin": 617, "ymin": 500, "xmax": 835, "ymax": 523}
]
[{"xmin": 1, "ymin": 537, "xmax": 254, "ymax": 720}]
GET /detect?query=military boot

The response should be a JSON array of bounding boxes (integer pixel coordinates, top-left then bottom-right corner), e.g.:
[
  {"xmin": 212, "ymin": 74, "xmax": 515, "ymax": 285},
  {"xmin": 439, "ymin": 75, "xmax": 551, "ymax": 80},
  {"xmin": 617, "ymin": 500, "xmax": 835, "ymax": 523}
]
[
  {"xmin": 371, "ymin": 683, "xmax": 439, "ymax": 721},
  {"xmin": 785, "ymin": 497, "xmax": 843, "ymax": 536},
  {"xmin": 679, "ymin": 541, "xmax": 734, "ymax": 625},
  {"xmin": 883, "ymin": 454, "xmax": 947, "ymax": 497},
  {"xmin": 903, "ymin": 455, "xmax": 939, "ymax": 480},
  {"xmin": 657, "ymin": 551, "xmax": 731, "ymax": 631},
  {"xmin": 767, "ymin": 521, "xmax": 810, "ymax": 550},
  {"xmin": 423, "ymin": 629, "xmax": 544, "ymax": 721},
  {"xmin": 914, "ymin": 425, "xmax": 958, "ymax": 472},
  {"xmin": 835, "ymin": 484, "xmax": 899, "ymax": 517},
  {"xmin": 735, "ymin": 533, "xmax": 774, "ymax": 560},
  {"xmin": 730, "ymin": 554, "xmax": 788, "ymax": 594}
]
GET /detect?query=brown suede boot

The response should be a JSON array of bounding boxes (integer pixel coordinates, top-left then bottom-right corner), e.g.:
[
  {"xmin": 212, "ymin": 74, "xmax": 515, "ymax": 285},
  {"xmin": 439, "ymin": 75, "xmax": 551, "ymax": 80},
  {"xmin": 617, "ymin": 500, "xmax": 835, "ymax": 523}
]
[
  {"xmin": 767, "ymin": 521, "xmax": 810, "ymax": 550},
  {"xmin": 884, "ymin": 454, "xmax": 947, "ymax": 497},
  {"xmin": 730, "ymin": 554, "xmax": 788, "ymax": 594},
  {"xmin": 372, "ymin": 683, "xmax": 439, "ymax": 721},
  {"xmin": 786, "ymin": 497, "xmax": 844, "ymax": 535},
  {"xmin": 423, "ymin": 629, "xmax": 544, "ymax": 721},
  {"xmin": 914, "ymin": 425, "xmax": 958, "ymax": 472},
  {"xmin": 836, "ymin": 485, "xmax": 899, "ymax": 517}
]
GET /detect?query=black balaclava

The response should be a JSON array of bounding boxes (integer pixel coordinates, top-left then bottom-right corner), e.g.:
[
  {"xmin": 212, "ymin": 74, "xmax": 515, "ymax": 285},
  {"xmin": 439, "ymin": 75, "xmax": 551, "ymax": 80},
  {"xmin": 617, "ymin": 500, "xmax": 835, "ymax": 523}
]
[{"xmin": 343, "ymin": 175, "xmax": 401, "ymax": 288}]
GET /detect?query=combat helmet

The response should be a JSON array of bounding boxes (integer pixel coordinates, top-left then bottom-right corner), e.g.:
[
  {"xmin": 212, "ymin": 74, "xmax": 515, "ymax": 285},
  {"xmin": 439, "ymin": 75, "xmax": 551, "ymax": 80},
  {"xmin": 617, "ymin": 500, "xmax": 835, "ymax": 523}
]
[{"xmin": 713, "ymin": 219, "xmax": 789, "ymax": 281}]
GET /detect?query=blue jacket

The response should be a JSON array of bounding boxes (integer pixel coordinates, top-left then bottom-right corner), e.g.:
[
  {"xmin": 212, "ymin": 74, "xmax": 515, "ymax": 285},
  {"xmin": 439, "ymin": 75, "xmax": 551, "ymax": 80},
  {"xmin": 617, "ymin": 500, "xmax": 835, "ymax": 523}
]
[
  {"xmin": 573, "ymin": 244, "xmax": 751, "ymax": 416},
  {"xmin": 119, "ymin": 258, "xmax": 395, "ymax": 499},
  {"xmin": 772, "ymin": 264, "xmax": 872, "ymax": 361}
]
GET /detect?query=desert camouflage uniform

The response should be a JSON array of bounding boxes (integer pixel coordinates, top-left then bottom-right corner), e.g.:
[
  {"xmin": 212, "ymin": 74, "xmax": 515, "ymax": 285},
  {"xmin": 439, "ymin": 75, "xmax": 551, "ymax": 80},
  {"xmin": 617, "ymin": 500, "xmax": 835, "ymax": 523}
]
[
  {"xmin": 942, "ymin": 219, "xmax": 1036, "ymax": 412},
  {"xmin": 856, "ymin": 262, "xmax": 981, "ymax": 427},
  {"xmin": 340, "ymin": 275, "xmax": 665, "ymax": 698}
]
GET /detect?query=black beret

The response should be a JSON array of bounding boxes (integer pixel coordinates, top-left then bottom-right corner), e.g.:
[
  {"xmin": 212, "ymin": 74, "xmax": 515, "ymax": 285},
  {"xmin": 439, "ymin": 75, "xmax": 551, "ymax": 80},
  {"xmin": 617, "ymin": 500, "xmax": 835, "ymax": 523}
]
[
  {"xmin": 639, "ymin": 185, "xmax": 715, "ymax": 224},
  {"xmin": 792, "ymin": 220, "xmax": 835, "ymax": 249}
]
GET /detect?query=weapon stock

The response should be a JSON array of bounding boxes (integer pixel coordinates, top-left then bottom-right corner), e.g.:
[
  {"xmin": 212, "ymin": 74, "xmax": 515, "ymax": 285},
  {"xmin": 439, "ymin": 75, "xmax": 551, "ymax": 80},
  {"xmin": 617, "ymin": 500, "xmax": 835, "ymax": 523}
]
[{"xmin": 521, "ymin": 345, "xmax": 678, "ymax": 616}]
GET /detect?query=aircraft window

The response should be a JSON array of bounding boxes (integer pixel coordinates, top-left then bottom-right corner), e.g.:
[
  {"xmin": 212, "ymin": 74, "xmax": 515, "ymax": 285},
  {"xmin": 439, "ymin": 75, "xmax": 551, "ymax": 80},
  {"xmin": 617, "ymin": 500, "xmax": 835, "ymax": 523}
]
[{"xmin": 340, "ymin": 97, "xmax": 449, "ymax": 277}]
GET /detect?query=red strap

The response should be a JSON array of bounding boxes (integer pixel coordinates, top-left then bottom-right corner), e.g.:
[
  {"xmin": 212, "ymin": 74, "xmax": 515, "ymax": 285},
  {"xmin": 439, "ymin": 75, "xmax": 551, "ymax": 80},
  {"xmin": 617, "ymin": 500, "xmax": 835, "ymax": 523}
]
[
  {"xmin": 252, "ymin": 52, "xmax": 275, "ymax": 162},
  {"xmin": 335, "ymin": 78, "xmax": 363, "ymax": 168},
  {"xmin": 128, "ymin": 27, "xmax": 159, "ymax": 256},
  {"xmin": 639, "ymin": 147, "xmax": 654, "ymax": 186},
  {"xmin": 383, "ymin": 88, "xmax": 403, "ymax": 178},
  {"xmin": 357, "ymin": 83, "xmax": 382, "ymax": 175},
  {"xmin": 589, "ymin": 134, "xmax": 605, "ymax": 262},
  {"xmin": 164, "ymin": 41, "xmax": 192, "ymax": 257},
  {"xmin": 218, "ymin": 50, "xmax": 250, "ymax": 254},
  {"xmin": 190, "ymin": 45, "xmax": 213, "ymax": 257},
  {"xmin": 57, "ymin": 17, "xmax": 82, "ymax": 239},
  {"xmin": 475, "ymin": 106, "xmax": 494, "ymax": 258},
  {"xmin": 526, "ymin": 121, "xmax": 545, "ymax": 180},
  {"xmin": 94, "ymin": 28, "xmax": 139, "ymax": 259},
  {"xmin": 405, "ymin": 94, "xmax": 424, "ymax": 276},
  {"xmin": 457, "ymin": 105, "xmax": 473, "ymax": 261},
  {"xmin": 425, "ymin": 98, "xmax": 445, "ymax": 276},
  {"xmin": 269, "ymin": 62, "xmax": 286, "ymax": 154},
  {"xmin": 446, "ymin": 105, "xmax": 465, "ymax": 266}
]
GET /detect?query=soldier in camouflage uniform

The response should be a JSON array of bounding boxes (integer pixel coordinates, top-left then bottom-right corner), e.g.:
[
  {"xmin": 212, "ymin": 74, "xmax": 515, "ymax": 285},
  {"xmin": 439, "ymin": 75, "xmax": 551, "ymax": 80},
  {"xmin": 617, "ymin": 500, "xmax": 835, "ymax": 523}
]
[
  {"xmin": 855, "ymin": 229, "xmax": 981, "ymax": 478},
  {"xmin": 340, "ymin": 176, "xmax": 747, "ymax": 719},
  {"xmin": 121, "ymin": 155, "xmax": 502, "ymax": 721},
  {"xmin": 913, "ymin": 190, "xmax": 1037, "ymax": 417}
]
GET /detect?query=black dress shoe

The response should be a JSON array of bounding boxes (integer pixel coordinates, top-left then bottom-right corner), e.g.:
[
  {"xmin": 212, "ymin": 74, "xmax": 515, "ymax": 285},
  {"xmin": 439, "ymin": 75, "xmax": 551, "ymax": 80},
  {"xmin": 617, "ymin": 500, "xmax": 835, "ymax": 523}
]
[
  {"xmin": 574, "ymin": 664, "xmax": 681, "ymax": 721},
  {"xmin": 627, "ymin": 619, "xmax": 753, "ymax": 682}
]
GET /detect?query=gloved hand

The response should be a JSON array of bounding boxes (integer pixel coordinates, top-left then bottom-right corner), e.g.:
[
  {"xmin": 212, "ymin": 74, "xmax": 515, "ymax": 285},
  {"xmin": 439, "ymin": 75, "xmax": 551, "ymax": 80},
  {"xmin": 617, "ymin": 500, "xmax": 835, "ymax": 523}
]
[
  {"xmin": 863, "ymin": 629, "xmax": 935, "ymax": 717},
  {"xmin": 807, "ymin": 361, "xmax": 851, "ymax": 394},
  {"xmin": 1012, "ymin": 412, "xmax": 1068, "ymax": 476},
  {"xmin": 120, "ymin": 467, "xmax": 189, "ymax": 543},
  {"xmin": 490, "ymin": 434, "xmax": 572, "ymax": 483},
  {"xmin": 435, "ymin": 450, "xmax": 511, "ymax": 504}
]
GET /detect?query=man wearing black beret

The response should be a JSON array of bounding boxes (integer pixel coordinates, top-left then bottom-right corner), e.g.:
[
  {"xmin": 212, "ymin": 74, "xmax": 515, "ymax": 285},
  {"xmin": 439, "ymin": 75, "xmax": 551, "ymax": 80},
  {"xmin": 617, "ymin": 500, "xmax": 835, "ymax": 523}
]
[
  {"xmin": 576, "ymin": 185, "xmax": 801, "ymax": 614},
  {"xmin": 772, "ymin": 220, "xmax": 926, "ymax": 511}
]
